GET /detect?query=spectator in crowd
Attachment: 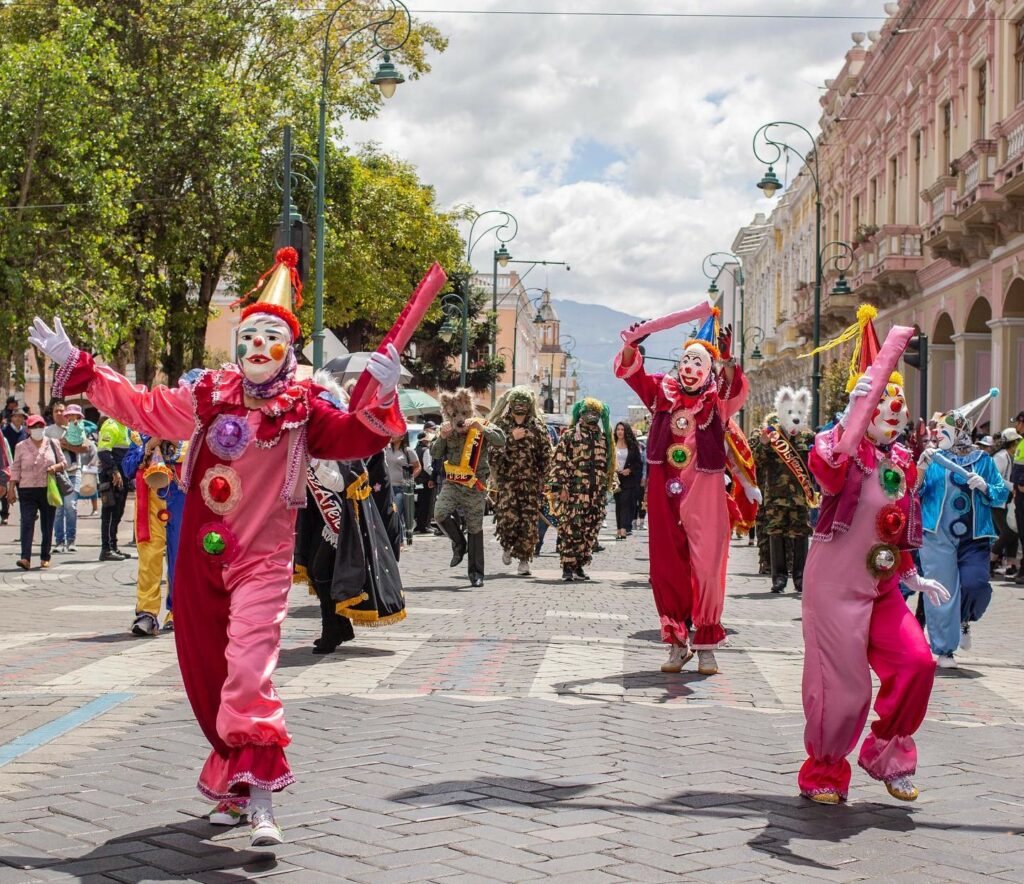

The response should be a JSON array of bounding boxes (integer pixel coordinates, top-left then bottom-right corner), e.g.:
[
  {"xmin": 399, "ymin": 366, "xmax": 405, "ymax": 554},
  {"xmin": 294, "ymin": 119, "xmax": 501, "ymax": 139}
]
[
  {"xmin": 413, "ymin": 422, "xmax": 439, "ymax": 534},
  {"xmin": 384, "ymin": 432, "xmax": 420, "ymax": 547},
  {"xmin": 7, "ymin": 414, "xmax": 67, "ymax": 569},
  {"xmin": 48, "ymin": 402, "xmax": 88, "ymax": 553},
  {"xmin": 1, "ymin": 409, "xmax": 27, "ymax": 525},
  {"xmin": 991, "ymin": 428, "xmax": 1020, "ymax": 579},
  {"xmin": 2, "ymin": 395, "xmax": 19, "ymax": 423},
  {"xmin": 78, "ymin": 432, "xmax": 100, "ymax": 516},
  {"xmin": 612, "ymin": 422, "xmax": 643, "ymax": 540},
  {"xmin": 97, "ymin": 416, "xmax": 133, "ymax": 561}
]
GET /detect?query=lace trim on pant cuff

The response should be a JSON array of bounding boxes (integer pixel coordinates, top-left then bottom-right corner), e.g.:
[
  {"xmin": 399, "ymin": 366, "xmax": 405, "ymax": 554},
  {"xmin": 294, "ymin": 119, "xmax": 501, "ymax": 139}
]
[{"xmin": 800, "ymin": 787, "xmax": 848, "ymax": 800}]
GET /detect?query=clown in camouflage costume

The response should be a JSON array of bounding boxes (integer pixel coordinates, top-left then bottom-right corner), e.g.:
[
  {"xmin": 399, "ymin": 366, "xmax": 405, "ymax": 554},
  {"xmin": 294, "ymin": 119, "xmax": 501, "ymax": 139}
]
[
  {"xmin": 488, "ymin": 386, "xmax": 552, "ymax": 577},
  {"xmin": 550, "ymin": 397, "xmax": 613, "ymax": 582}
]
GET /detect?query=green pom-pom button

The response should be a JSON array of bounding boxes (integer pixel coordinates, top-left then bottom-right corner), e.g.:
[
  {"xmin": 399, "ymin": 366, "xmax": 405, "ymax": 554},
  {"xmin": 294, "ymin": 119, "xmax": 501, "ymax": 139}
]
[{"xmin": 203, "ymin": 531, "xmax": 227, "ymax": 555}]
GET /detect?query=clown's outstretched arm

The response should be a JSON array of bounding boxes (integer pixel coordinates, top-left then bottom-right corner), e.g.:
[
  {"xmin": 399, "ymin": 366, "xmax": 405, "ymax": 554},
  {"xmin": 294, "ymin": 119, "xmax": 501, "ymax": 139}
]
[
  {"xmin": 613, "ymin": 335, "xmax": 660, "ymax": 410},
  {"xmin": 30, "ymin": 317, "xmax": 195, "ymax": 442},
  {"xmin": 308, "ymin": 343, "xmax": 407, "ymax": 460}
]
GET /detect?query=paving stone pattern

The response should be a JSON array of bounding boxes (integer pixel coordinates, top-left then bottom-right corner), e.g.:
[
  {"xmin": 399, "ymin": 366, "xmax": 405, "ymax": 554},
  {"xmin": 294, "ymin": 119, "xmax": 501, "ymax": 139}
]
[{"xmin": 1, "ymin": 502, "xmax": 1023, "ymax": 882}]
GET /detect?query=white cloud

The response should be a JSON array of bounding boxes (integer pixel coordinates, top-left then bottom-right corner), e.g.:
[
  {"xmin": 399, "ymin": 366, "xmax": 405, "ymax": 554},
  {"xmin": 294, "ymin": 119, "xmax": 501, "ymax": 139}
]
[{"xmin": 344, "ymin": 0, "xmax": 885, "ymax": 316}]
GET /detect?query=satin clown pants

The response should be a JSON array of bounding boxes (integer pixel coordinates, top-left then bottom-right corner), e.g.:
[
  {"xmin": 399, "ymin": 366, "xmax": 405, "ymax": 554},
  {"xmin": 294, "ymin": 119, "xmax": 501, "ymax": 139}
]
[
  {"xmin": 920, "ymin": 534, "xmax": 993, "ymax": 656},
  {"xmin": 800, "ymin": 578, "xmax": 936, "ymax": 798},
  {"xmin": 646, "ymin": 463, "xmax": 729, "ymax": 648},
  {"xmin": 174, "ymin": 542, "xmax": 293, "ymax": 801},
  {"xmin": 136, "ymin": 493, "xmax": 170, "ymax": 619}
]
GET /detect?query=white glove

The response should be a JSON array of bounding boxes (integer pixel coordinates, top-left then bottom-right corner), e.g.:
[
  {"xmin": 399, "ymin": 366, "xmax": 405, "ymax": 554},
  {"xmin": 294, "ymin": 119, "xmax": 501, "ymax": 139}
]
[
  {"xmin": 848, "ymin": 369, "xmax": 873, "ymax": 402},
  {"xmin": 28, "ymin": 317, "xmax": 74, "ymax": 366},
  {"xmin": 366, "ymin": 343, "xmax": 402, "ymax": 401},
  {"xmin": 967, "ymin": 473, "xmax": 988, "ymax": 493},
  {"xmin": 905, "ymin": 571, "xmax": 950, "ymax": 606},
  {"xmin": 743, "ymin": 483, "xmax": 763, "ymax": 505},
  {"xmin": 917, "ymin": 447, "xmax": 935, "ymax": 469}
]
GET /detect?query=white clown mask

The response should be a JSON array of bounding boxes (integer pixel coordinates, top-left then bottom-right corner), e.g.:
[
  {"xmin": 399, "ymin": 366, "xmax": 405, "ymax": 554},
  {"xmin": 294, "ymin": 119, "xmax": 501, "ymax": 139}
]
[
  {"xmin": 237, "ymin": 315, "xmax": 292, "ymax": 385},
  {"xmin": 866, "ymin": 380, "xmax": 909, "ymax": 446},
  {"xmin": 935, "ymin": 411, "xmax": 966, "ymax": 451},
  {"xmin": 677, "ymin": 344, "xmax": 712, "ymax": 392}
]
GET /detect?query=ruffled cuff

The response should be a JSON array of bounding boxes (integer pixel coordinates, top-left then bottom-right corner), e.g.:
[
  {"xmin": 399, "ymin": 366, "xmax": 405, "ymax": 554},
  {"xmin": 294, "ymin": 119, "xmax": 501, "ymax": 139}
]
[
  {"xmin": 613, "ymin": 347, "xmax": 643, "ymax": 379},
  {"xmin": 52, "ymin": 348, "xmax": 93, "ymax": 398},
  {"xmin": 691, "ymin": 622, "xmax": 727, "ymax": 649},
  {"xmin": 355, "ymin": 397, "xmax": 405, "ymax": 439},
  {"xmin": 198, "ymin": 744, "xmax": 295, "ymax": 801},
  {"xmin": 858, "ymin": 733, "xmax": 917, "ymax": 782}
]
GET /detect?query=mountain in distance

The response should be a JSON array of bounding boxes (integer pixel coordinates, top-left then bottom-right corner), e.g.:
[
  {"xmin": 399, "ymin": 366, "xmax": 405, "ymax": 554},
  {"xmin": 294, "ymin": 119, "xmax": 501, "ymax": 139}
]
[{"xmin": 552, "ymin": 298, "xmax": 694, "ymax": 423}]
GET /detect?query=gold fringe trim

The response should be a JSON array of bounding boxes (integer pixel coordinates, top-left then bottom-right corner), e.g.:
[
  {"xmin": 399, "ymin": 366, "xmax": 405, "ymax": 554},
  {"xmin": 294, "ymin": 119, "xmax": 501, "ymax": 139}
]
[
  {"xmin": 340, "ymin": 608, "xmax": 408, "ymax": 628},
  {"xmin": 334, "ymin": 592, "xmax": 370, "ymax": 613}
]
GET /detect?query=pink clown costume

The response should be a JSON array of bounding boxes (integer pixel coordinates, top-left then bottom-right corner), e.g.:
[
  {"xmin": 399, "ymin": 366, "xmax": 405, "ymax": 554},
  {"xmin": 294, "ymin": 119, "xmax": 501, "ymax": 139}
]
[
  {"xmin": 614, "ymin": 310, "xmax": 747, "ymax": 661},
  {"xmin": 37, "ymin": 252, "xmax": 405, "ymax": 808},
  {"xmin": 799, "ymin": 307, "xmax": 945, "ymax": 803}
]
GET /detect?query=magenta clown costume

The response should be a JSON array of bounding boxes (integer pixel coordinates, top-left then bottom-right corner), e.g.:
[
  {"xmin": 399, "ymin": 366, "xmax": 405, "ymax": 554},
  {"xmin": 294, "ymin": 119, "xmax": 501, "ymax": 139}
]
[
  {"xmin": 799, "ymin": 306, "xmax": 949, "ymax": 805},
  {"xmin": 614, "ymin": 306, "xmax": 747, "ymax": 678},
  {"xmin": 28, "ymin": 248, "xmax": 406, "ymax": 846}
]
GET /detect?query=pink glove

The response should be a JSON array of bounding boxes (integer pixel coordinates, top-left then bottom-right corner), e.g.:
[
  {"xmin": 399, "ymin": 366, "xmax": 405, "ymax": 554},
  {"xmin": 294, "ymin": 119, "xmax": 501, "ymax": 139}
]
[{"xmin": 904, "ymin": 571, "xmax": 950, "ymax": 606}]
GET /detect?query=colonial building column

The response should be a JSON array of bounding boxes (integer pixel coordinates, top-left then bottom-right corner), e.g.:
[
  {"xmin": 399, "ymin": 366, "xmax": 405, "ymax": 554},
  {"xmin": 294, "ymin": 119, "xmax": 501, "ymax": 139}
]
[
  {"xmin": 987, "ymin": 318, "xmax": 1024, "ymax": 427},
  {"xmin": 951, "ymin": 331, "xmax": 993, "ymax": 413}
]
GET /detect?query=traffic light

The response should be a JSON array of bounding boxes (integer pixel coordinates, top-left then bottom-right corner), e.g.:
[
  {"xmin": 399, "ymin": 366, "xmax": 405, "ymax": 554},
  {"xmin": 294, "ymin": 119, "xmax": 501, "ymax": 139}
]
[
  {"xmin": 903, "ymin": 333, "xmax": 928, "ymax": 420},
  {"xmin": 274, "ymin": 212, "xmax": 311, "ymax": 286}
]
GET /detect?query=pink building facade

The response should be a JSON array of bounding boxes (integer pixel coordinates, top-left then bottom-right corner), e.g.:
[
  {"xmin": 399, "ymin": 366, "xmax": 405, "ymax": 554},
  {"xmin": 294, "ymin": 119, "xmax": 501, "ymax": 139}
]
[{"xmin": 742, "ymin": 0, "xmax": 1024, "ymax": 431}]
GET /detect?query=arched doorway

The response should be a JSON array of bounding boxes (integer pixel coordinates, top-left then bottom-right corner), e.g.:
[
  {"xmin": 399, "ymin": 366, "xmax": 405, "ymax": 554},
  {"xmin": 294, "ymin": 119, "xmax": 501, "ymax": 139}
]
[
  {"xmin": 957, "ymin": 298, "xmax": 993, "ymax": 433},
  {"xmin": 931, "ymin": 312, "xmax": 956, "ymax": 414}
]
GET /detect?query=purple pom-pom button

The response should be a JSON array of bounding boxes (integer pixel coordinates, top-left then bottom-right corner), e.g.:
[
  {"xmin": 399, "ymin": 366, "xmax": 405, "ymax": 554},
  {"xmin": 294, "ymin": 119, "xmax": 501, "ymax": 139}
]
[
  {"xmin": 666, "ymin": 478, "xmax": 685, "ymax": 497},
  {"xmin": 207, "ymin": 414, "xmax": 252, "ymax": 461}
]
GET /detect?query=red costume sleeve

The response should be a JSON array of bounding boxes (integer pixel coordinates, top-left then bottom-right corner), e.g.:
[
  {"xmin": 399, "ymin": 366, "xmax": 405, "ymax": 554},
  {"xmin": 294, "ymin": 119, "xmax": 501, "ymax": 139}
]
[
  {"xmin": 613, "ymin": 347, "xmax": 662, "ymax": 411},
  {"xmin": 808, "ymin": 426, "xmax": 850, "ymax": 495},
  {"xmin": 54, "ymin": 349, "xmax": 197, "ymax": 442},
  {"xmin": 306, "ymin": 395, "xmax": 405, "ymax": 461}
]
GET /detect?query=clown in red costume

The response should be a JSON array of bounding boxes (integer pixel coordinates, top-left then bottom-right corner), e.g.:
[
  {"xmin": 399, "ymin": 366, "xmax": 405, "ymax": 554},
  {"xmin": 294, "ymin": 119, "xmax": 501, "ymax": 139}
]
[
  {"xmin": 614, "ymin": 307, "xmax": 747, "ymax": 677},
  {"xmin": 28, "ymin": 249, "xmax": 407, "ymax": 846},
  {"xmin": 799, "ymin": 305, "xmax": 949, "ymax": 805}
]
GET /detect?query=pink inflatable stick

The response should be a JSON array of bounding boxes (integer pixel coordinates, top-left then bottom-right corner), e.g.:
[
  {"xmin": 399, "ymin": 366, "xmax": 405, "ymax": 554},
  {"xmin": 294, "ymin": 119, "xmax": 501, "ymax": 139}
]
[
  {"xmin": 835, "ymin": 324, "xmax": 915, "ymax": 455},
  {"xmin": 620, "ymin": 302, "xmax": 714, "ymax": 345},
  {"xmin": 349, "ymin": 262, "xmax": 448, "ymax": 411}
]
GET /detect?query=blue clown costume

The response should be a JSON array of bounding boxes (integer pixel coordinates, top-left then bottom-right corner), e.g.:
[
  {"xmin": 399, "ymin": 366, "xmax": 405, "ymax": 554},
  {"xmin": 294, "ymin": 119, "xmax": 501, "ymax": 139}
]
[{"xmin": 918, "ymin": 389, "xmax": 1008, "ymax": 662}]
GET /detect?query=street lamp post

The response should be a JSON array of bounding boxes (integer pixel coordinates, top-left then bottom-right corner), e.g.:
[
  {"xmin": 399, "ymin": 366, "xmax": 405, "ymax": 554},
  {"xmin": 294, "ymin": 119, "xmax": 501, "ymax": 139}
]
[
  {"xmin": 509, "ymin": 288, "xmax": 546, "ymax": 387},
  {"xmin": 311, "ymin": 0, "xmax": 412, "ymax": 370},
  {"xmin": 753, "ymin": 121, "xmax": 823, "ymax": 426},
  {"xmin": 702, "ymin": 251, "xmax": 745, "ymax": 366},
  {"xmin": 440, "ymin": 291, "xmax": 470, "ymax": 387},
  {"xmin": 464, "ymin": 210, "xmax": 518, "ymax": 398}
]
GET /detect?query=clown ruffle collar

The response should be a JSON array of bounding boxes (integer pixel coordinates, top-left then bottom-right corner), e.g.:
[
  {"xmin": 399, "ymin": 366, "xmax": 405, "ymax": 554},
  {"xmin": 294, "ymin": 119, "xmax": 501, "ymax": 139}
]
[
  {"xmin": 200, "ymin": 364, "xmax": 310, "ymax": 449},
  {"xmin": 660, "ymin": 374, "xmax": 716, "ymax": 428}
]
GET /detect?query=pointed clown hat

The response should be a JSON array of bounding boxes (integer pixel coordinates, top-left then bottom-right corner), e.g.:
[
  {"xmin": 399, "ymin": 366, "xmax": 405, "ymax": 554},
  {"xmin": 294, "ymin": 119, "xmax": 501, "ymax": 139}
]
[
  {"xmin": 234, "ymin": 247, "xmax": 304, "ymax": 341},
  {"xmin": 801, "ymin": 304, "xmax": 902, "ymax": 392},
  {"xmin": 942, "ymin": 387, "xmax": 999, "ymax": 435},
  {"xmin": 684, "ymin": 307, "xmax": 721, "ymax": 360}
]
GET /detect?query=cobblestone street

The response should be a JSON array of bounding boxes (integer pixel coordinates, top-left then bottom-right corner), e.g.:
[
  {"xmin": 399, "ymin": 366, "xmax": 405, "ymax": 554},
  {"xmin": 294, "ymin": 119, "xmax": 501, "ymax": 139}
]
[{"xmin": 1, "ymin": 507, "xmax": 1023, "ymax": 882}]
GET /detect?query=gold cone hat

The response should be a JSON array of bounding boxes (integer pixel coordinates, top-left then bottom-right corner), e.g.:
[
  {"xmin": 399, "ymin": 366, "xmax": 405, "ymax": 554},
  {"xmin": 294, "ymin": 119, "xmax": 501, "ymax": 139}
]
[{"xmin": 258, "ymin": 261, "xmax": 295, "ymax": 312}]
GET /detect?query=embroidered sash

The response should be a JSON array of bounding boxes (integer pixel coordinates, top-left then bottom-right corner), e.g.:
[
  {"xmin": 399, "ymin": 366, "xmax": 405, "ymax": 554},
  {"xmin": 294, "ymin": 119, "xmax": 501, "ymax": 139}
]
[
  {"xmin": 444, "ymin": 426, "xmax": 486, "ymax": 491},
  {"xmin": 765, "ymin": 424, "xmax": 820, "ymax": 507}
]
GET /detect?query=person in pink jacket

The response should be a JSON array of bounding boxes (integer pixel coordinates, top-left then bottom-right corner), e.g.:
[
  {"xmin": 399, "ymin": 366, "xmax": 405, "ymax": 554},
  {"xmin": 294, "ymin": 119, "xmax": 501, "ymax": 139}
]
[
  {"xmin": 614, "ymin": 309, "xmax": 747, "ymax": 677},
  {"xmin": 28, "ymin": 248, "xmax": 406, "ymax": 846},
  {"xmin": 800, "ymin": 306, "xmax": 948, "ymax": 805}
]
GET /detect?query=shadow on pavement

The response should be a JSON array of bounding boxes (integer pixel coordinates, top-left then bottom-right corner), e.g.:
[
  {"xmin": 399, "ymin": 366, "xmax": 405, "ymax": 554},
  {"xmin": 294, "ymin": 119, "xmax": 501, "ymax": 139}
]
[
  {"xmin": 551, "ymin": 671, "xmax": 701, "ymax": 703},
  {"xmin": 387, "ymin": 779, "xmax": 1024, "ymax": 872},
  {"xmin": 276, "ymin": 643, "xmax": 395, "ymax": 669},
  {"xmin": 70, "ymin": 632, "xmax": 147, "ymax": 645},
  {"xmin": 0, "ymin": 819, "xmax": 277, "ymax": 880}
]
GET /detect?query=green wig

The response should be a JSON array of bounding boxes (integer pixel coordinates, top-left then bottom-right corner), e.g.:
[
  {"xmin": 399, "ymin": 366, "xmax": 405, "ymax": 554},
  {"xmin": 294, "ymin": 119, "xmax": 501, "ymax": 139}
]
[
  {"xmin": 571, "ymin": 397, "xmax": 616, "ymax": 488},
  {"xmin": 487, "ymin": 385, "xmax": 540, "ymax": 423}
]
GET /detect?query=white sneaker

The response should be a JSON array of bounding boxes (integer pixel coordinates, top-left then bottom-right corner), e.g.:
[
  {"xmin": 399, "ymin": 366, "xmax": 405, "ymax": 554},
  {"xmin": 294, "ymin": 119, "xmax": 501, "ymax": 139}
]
[
  {"xmin": 517, "ymin": 559, "xmax": 531, "ymax": 576},
  {"xmin": 960, "ymin": 622, "xmax": 972, "ymax": 651},
  {"xmin": 697, "ymin": 649, "xmax": 719, "ymax": 675},
  {"xmin": 54, "ymin": 543, "xmax": 65, "ymax": 554},
  {"xmin": 249, "ymin": 805, "xmax": 284, "ymax": 846},
  {"xmin": 66, "ymin": 543, "xmax": 77, "ymax": 552},
  {"xmin": 130, "ymin": 613, "xmax": 160, "ymax": 637},
  {"xmin": 660, "ymin": 645, "xmax": 693, "ymax": 673},
  {"xmin": 209, "ymin": 798, "xmax": 248, "ymax": 825},
  {"xmin": 936, "ymin": 653, "xmax": 957, "ymax": 669},
  {"xmin": 501, "ymin": 549, "xmax": 513, "ymax": 566}
]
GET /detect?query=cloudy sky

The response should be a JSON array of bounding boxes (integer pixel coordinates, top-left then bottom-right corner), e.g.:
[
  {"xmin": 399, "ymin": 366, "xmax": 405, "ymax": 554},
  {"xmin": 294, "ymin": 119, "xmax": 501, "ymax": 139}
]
[{"xmin": 345, "ymin": 0, "xmax": 887, "ymax": 317}]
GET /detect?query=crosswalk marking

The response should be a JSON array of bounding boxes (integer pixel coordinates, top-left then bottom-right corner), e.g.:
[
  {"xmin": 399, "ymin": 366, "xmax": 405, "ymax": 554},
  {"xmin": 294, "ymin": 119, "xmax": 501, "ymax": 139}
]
[
  {"xmin": 278, "ymin": 635, "xmax": 430, "ymax": 698},
  {"xmin": 44, "ymin": 637, "xmax": 179, "ymax": 694},
  {"xmin": 53, "ymin": 605, "xmax": 130, "ymax": 612},
  {"xmin": 547, "ymin": 611, "xmax": 629, "ymax": 620},
  {"xmin": 744, "ymin": 649, "xmax": 804, "ymax": 709},
  {"xmin": 529, "ymin": 635, "xmax": 626, "ymax": 703}
]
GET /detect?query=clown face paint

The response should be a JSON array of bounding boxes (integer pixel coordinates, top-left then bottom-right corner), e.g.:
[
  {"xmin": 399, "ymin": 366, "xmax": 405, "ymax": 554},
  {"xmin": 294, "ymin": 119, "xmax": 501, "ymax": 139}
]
[
  {"xmin": 237, "ymin": 316, "xmax": 292, "ymax": 385},
  {"xmin": 866, "ymin": 383, "xmax": 909, "ymax": 446},
  {"xmin": 935, "ymin": 412, "xmax": 961, "ymax": 451},
  {"xmin": 678, "ymin": 344, "xmax": 712, "ymax": 392}
]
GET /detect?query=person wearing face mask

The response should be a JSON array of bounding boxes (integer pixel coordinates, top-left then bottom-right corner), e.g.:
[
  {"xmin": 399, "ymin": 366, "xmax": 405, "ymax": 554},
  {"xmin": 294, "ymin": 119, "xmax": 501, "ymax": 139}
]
[
  {"xmin": 7, "ymin": 414, "xmax": 67, "ymax": 569},
  {"xmin": 549, "ymin": 398, "xmax": 614, "ymax": 582},
  {"xmin": 917, "ymin": 389, "xmax": 1008, "ymax": 669},
  {"xmin": 488, "ymin": 386, "xmax": 552, "ymax": 576},
  {"xmin": 614, "ymin": 306, "xmax": 747, "ymax": 677},
  {"xmin": 27, "ymin": 247, "xmax": 407, "ymax": 847},
  {"xmin": 798, "ymin": 305, "xmax": 949, "ymax": 806}
]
